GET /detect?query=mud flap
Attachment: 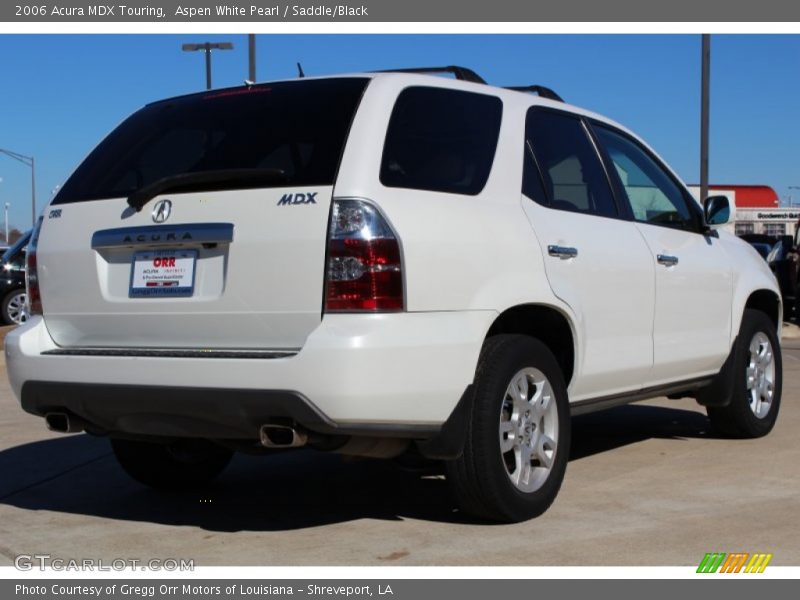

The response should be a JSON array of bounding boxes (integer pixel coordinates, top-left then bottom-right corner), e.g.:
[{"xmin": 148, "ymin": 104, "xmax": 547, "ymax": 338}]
[
  {"xmin": 415, "ymin": 385, "xmax": 474, "ymax": 460},
  {"xmin": 695, "ymin": 336, "xmax": 739, "ymax": 407}
]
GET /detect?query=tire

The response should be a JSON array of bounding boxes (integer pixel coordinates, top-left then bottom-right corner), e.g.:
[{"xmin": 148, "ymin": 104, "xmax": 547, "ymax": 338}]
[
  {"xmin": 446, "ymin": 334, "xmax": 570, "ymax": 522},
  {"xmin": 111, "ymin": 438, "xmax": 233, "ymax": 490},
  {"xmin": 707, "ymin": 309, "xmax": 782, "ymax": 438},
  {"xmin": 1, "ymin": 289, "xmax": 27, "ymax": 325}
]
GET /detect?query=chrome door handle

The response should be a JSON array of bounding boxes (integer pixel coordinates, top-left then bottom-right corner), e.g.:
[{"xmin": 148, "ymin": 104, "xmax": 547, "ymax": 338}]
[
  {"xmin": 548, "ymin": 245, "xmax": 578, "ymax": 260},
  {"xmin": 657, "ymin": 254, "xmax": 679, "ymax": 267}
]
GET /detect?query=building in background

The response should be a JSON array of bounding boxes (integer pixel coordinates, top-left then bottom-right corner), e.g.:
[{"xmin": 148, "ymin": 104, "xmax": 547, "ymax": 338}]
[{"xmin": 687, "ymin": 184, "xmax": 794, "ymax": 238}]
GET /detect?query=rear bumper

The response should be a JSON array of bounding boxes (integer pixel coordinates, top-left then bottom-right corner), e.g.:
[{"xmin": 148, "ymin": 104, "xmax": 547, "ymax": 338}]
[
  {"xmin": 6, "ymin": 311, "xmax": 494, "ymax": 434},
  {"xmin": 20, "ymin": 381, "xmax": 446, "ymax": 439}
]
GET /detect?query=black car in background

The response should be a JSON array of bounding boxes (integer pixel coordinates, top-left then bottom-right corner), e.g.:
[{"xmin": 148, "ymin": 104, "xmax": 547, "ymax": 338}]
[
  {"xmin": 1, "ymin": 231, "xmax": 31, "ymax": 325},
  {"xmin": 740, "ymin": 233, "xmax": 799, "ymax": 319}
]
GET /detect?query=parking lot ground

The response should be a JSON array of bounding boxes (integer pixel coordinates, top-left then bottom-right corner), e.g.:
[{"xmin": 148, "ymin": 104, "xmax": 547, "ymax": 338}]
[{"xmin": 0, "ymin": 324, "xmax": 798, "ymax": 567}]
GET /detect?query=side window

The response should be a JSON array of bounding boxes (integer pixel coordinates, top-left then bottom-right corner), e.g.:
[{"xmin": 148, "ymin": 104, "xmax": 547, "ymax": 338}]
[
  {"xmin": 380, "ymin": 87, "xmax": 502, "ymax": 195},
  {"xmin": 593, "ymin": 125, "xmax": 697, "ymax": 231},
  {"xmin": 524, "ymin": 110, "xmax": 618, "ymax": 218}
]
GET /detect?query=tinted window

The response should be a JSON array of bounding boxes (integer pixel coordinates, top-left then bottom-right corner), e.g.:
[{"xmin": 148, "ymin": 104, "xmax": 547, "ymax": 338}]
[
  {"xmin": 524, "ymin": 110, "xmax": 618, "ymax": 218},
  {"xmin": 53, "ymin": 78, "xmax": 369, "ymax": 204},
  {"xmin": 594, "ymin": 125, "xmax": 696, "ymax": 231},
  {"xmin": 380, "ymin": 87, "xmax": 502, "ymax": 195}
]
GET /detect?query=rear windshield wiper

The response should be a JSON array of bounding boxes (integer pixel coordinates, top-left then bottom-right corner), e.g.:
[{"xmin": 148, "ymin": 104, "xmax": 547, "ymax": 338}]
[{"xmin": 127, "ymin": 168, "xmax": 288, "ymax": 212}]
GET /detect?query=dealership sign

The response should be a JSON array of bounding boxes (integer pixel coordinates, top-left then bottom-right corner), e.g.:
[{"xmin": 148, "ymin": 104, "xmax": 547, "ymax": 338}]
[{"xmin": 755, "ymin": 212, "xmax": 800, "ymax": 220}]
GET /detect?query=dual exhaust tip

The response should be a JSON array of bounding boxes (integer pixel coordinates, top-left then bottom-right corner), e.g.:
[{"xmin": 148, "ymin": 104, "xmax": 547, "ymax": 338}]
[{"xmin": 44, "ymin": 412, "xmax": 308, "ymax": 450}]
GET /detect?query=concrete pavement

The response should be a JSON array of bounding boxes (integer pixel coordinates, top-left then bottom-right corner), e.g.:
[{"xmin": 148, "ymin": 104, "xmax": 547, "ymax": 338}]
[{"xmin": 0, "ymin": 325, "xmax": 798, "ymax": 566}]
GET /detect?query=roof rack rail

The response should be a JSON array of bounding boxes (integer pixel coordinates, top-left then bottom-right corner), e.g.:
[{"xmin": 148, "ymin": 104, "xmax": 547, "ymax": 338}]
[
  {"xmin": 505, "ymin": 85, "xmax": 564, "ymax": 102},
  {"xmin": 376, "ymin": 66, "xmax": 487, "ymax": 84}
]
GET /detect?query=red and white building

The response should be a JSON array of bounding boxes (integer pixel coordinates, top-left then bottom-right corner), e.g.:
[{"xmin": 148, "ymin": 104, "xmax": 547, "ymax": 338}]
[{"xmin": 688, "ymin": 184, "xmax": 794, "ymax": 238}]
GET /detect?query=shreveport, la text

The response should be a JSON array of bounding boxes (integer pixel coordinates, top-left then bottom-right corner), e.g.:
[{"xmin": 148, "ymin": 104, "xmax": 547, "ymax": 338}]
[{"xmin": 15, "ymin": 584, "xmax": 393, "ymax": 597}]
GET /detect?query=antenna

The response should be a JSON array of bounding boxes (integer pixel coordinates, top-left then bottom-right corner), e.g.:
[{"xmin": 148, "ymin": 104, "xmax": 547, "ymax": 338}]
[{"xmin": 297, "ymin": 62, "xmax": 305, "ymax": 78}]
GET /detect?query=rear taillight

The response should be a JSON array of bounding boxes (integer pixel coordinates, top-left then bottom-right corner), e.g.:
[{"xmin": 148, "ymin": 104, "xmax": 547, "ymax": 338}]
[
  {"xmin": 25, "ymin": 216, "xmax": 44, "ymax": 316},
  {"xmin": 325, "ymin": 199, "xmax": 404, "ymax": 312}
]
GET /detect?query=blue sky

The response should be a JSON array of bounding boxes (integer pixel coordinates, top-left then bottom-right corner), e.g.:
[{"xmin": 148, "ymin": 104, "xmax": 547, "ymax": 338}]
[{"xmin": 1, "ymin": 34, "xmax": 798, "ymax": 230}]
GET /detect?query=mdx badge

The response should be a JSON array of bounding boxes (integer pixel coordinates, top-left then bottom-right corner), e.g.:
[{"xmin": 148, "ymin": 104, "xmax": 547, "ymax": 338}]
[
  {"xmin": 277, "ymin": 193, "xmax": 317, "ymax": 206},
  {"xmin": 152, "ymin": 199, "xmax": 173, "ymax": 223}
]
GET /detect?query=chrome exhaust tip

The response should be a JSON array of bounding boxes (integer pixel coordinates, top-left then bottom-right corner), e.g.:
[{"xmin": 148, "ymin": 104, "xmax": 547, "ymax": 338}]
[
  {"xmin": 259, "ymin": 424, "xmax": 308, "ymax": 448},
  {"xmin": 45, "ymin": 412, "xmax": 86, "ymax": 434}
]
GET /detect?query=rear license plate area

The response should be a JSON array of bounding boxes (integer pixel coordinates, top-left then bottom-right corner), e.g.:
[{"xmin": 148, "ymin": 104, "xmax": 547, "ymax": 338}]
[{"xmin": 129, "ymin": 249, "xmax": 197, "ymax": 298}]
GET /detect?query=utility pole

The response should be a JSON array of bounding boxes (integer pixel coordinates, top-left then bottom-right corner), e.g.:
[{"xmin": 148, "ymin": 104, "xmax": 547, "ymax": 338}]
[
  {"xmin": 248, "ymin": 34, "xmax": 256, "ymax": 82},
  {"xmin": 700, "ymin": 34, "xmax": 711, "ymax": 203},
  {"xmin": 182, "ymin": 42, "xmax": 234, "ymax": 90},
  {"xmin": 789, "ymin": 186, "xmax": 800, "ymax": 208},
  {"xmin": 0, "ymin": 177, "xmax": 4, "ymax": 244},
  {"xmin": 0, "ymin": 148, "xmax": 36, "ymax": 226}
]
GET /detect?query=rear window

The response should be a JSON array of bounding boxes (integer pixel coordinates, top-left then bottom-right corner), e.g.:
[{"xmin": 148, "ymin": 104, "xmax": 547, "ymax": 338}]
[
  {"xmin": 380, "ymin": 87, "xmax": 502, "ymax": 196},
  {"xmin": 53, "ymin": 78, "xmax": 369, "ymax": 204}
]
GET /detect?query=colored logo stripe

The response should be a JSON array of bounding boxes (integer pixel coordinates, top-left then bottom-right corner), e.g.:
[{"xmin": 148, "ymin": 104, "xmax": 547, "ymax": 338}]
[
  {"xmin": 697, "ymin": 553, "xmax": 727, "ymax": 573},
  {"xmin": 720, "ymin": 553, "xmax": 749, "ymax": 573},
  {"xmin": 745, "ymin": 553, "xmax": 773, "ymax": 573},
  {"xmin": 697, "ymin": 552, "xmax": 772, "ymax": 573}
]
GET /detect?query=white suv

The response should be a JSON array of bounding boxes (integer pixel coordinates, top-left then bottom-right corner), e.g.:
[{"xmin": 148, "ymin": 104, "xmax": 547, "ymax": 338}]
[{"xmin": 5, "ymin": 67, "xmax": 782, "ymax": 522}]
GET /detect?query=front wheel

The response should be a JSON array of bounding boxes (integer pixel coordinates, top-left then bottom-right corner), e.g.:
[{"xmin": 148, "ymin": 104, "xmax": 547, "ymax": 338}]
[
  {"xmin": 707, "ymin": 309, "xmax": 782, "ymax": 438},
  {"xmin": 446, "ymin": 335, "xmax": 570, "ymax": 522},
  {"xmin": 111, "ymin": 438, "xmax": 233, "ymax": 490}
]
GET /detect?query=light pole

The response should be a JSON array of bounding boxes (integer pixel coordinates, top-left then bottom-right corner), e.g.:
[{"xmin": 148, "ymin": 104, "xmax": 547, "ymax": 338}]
[
  {"xmin": 789, "ymin": 186, "xmax": 800, "ymax": 208},
  {"xmin": 700, "ymin": 34, "xmax": 711, "ymax": 204},
  {"xmin": 248, "ymin": 34, "xmax": 256, "ymax": 82},
  {"xmin": 0, "ymin": 148, "xmax": 36, "ymax": 227},
  {"xmin": 0, "ymin": 177, "xmax": 4, "ymax": 243},
  {"xmin": 182, "ymin": 42, "xmax": 234, "ymax": 90}
]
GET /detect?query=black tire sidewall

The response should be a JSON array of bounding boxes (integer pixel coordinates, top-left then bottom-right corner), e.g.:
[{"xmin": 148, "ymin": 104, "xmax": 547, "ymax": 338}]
[
  {"xmin": 469, "ymin": 336, "xmax": 570, "ymax": 521},
  {"xmin": 720, "ymin": 310, "xmax": 782, "ymax": 437}
]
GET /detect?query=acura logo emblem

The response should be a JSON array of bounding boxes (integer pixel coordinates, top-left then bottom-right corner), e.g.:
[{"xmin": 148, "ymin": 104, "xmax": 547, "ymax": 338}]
[{"xmin": 152, "ymin": 199, "xmax": 172, "ymax": 223}]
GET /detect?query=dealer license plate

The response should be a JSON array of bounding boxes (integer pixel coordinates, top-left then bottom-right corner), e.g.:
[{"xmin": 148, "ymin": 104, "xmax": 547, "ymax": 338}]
[{"xmin": 129, "ymin": 250, "xmax": 197, "ymax": 298}]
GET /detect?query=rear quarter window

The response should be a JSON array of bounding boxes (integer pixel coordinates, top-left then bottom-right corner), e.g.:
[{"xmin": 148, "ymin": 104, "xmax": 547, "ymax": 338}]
[{"xmin": 380, "ymin": 87, "xmax": 502, "ymax": 196}]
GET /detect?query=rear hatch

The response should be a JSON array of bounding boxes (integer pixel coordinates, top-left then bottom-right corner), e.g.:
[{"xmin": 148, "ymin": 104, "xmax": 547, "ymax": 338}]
[{"xmin": 38, "ymin": 77, "xmax": 368, "ymax": 349}]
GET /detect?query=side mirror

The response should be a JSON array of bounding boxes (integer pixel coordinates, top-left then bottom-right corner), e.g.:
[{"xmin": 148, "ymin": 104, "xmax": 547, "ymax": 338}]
[{"xmin": 704, "ymin": 195, "xmax": 732, "ymax": 228}]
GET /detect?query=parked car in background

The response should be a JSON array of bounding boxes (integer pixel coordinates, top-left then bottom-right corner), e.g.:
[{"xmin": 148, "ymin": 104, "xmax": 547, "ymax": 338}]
[
  {"xmin": 765, "ymin": 237, "xmax": 800, "ymax": 319},
  {"xmin": 1, "ymin": 230, "xmax": 31, "ymax": 325},
  {"xmin": 738, "ymin": 233, "xmax": 799, "ymax": 319},
  {"xmin": 750, "ymin": 242, "xmax": 773, "ymax": 260}
]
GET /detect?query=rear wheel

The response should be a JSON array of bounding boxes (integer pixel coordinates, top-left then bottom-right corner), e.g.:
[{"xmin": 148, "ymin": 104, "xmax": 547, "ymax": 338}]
[
  {"xmin": 111, "ymin": 438, "xmax": 233, "ymax": 490},
  {"xmin": 707, "ymin": 309, "xmax": 782, "ymax": 438},
  {"xmin": 446, "ymin": 335, "xmax": 570, "ymax": 522},
  {"xmin": 1, "ymin": 289, "xmax": 27, "ymax": 325}
]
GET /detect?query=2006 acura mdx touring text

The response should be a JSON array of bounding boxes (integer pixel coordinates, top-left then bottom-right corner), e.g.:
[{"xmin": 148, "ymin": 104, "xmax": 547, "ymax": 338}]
[{"xmin": 5, "ymin": 66, "xmax": 783, "ymax": 522}]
